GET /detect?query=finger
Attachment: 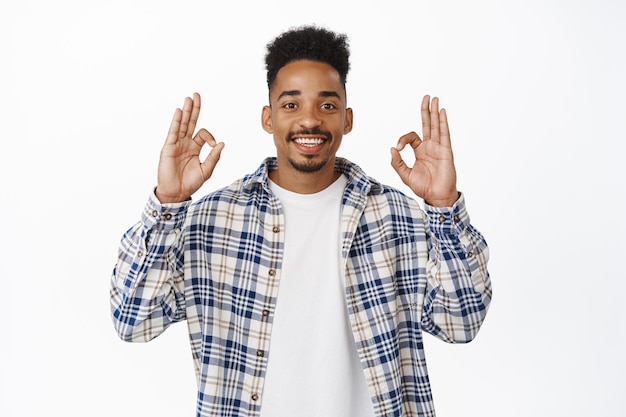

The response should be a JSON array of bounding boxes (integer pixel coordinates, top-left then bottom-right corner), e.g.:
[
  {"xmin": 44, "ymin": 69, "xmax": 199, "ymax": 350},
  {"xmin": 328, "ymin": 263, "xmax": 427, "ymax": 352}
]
[
  {"xmin": 187, "ymin": 92, "xmax": 201, "ymax": 140},
  {"xmin": 193, "ymin": 128, "xmax": 216, "ymax": 148},
  {"xmin": 396, "ymin": 131, "xmax": 423, "ymax": 151},
  {"xmin": 421, "ymin": 95, "xmax": 431, "ymax": 141},
  {"xmin": 439, "ymin": 108, "xmax": 451, "ymax": 148},
  {"xmin": 179, "ymin": 96, "xmax": 193, "ymax": 140},
  {"xmin": 164, "ymin": 107, "xmax": 182, "ymax": 145},
  {"xmin": 430, "ymin": 97, "xmax": 440, "ymax": 143}
]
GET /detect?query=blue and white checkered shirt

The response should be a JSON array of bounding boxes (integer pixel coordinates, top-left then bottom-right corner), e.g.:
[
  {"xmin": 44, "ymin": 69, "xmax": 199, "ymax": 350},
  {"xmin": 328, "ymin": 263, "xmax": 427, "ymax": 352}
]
[{"xmin": 111, "ymin": 157, "xmax": 492, "ymax": 417}]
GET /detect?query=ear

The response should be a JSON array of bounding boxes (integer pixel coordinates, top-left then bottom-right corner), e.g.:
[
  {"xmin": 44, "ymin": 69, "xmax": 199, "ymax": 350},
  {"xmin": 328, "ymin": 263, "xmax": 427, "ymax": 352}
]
[
  {"xmin": 261, "ymin": 105, "xmax": 273, "ymax": 133},
  {"xmin": 343, "ymin": 107, "xmax": 353, "ymax": 134}
]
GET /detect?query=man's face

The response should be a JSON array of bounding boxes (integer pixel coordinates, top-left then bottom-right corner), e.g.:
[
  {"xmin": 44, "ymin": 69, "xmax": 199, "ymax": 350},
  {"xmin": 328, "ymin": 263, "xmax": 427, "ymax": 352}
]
[{"xmin": 262, "ymin": 59, "xmax": 353, "ymax": 181}]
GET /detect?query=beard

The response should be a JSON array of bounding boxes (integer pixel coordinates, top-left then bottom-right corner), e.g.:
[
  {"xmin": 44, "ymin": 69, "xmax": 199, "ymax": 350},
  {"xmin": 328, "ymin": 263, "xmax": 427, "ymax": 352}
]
[
  {"xmin": 287, "ymin": 155, "xmax": 330, "ymax": 173},
  {"xmin": 286, "ymin": 128, "xmax": 332, "ymax": 173}
]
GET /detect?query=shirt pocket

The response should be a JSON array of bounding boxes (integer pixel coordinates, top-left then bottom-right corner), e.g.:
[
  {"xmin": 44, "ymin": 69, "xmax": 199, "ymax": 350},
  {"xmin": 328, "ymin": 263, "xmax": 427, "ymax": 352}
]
[{"xmin": 348, "ymin": 235, "xmax": 421, "ymax": 326}]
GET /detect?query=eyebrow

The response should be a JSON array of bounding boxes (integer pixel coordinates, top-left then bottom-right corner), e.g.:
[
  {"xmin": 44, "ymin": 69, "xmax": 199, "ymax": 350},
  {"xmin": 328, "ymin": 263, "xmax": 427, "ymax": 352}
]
[{"xmin": 277, "ymin": 90, "xmax": 341, "ymax": 100}]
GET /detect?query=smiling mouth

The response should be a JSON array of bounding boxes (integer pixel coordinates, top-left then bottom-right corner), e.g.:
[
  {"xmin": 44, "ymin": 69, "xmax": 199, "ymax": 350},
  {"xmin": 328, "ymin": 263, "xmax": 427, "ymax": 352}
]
[
  {"xmin": 293, "ymin": 137, "xmax": 325, "ymax": 147},
  {"xmin": 288, "ymin": 129, "xmax": 331, "ymax": 147}
]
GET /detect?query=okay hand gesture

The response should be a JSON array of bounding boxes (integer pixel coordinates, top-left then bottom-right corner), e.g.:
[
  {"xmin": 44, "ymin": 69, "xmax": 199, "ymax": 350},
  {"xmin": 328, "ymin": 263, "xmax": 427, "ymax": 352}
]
[
  {"xmin": 156, "ymin": 93, "xmax": 225, "ymax": 203},
  {"xmin": 390, "ymin": 95, "xmax": 458, "ymax": 207}
]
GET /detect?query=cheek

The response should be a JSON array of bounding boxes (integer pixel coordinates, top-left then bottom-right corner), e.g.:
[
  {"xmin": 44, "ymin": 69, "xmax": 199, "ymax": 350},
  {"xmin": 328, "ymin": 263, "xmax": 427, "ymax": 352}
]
[{"xmin": 273, "ymin": 117, "xmax": 295, "ymax": 135}]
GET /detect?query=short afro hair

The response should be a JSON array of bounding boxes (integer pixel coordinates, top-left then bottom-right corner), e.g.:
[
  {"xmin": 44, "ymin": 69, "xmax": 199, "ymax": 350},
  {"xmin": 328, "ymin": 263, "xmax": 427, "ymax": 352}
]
[{"xmin": 265, "ymin": 25, "xmax": 350, "ymax": 90}]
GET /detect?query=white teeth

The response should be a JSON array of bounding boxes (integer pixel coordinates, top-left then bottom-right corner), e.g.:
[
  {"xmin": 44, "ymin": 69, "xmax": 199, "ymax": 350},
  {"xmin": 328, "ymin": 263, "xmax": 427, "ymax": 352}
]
[{"xmin": 294, "ymin": 137, "xmax": 324, "ymax": 146}]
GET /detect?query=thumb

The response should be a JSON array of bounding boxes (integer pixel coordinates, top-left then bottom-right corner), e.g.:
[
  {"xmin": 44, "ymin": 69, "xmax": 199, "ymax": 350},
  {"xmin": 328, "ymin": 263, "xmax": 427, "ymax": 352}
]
[
  {"xmin": 200, "ymin": 142, "xmax": 225, "ymax": 181},
  {"xmin": 390, "ymin": 147, "xmax": 410, "ymax": 184}
]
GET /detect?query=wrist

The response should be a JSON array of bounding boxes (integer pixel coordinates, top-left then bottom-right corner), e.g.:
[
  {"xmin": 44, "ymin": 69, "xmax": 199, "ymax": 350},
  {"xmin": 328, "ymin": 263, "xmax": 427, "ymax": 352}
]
[
  {"xmin": 425, "ymin": 191, "xmax": 460, "ymax": 207},
  {"xmin": 155, "ymin": 188, "xmax": 190, "ymax": 204}
]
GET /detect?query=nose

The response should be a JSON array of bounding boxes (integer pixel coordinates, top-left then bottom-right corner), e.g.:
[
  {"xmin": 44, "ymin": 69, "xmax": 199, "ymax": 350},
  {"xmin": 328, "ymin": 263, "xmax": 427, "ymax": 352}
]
[{"xmin": 297, "ymin": 105, "xmax": 321, "ymax": 129}]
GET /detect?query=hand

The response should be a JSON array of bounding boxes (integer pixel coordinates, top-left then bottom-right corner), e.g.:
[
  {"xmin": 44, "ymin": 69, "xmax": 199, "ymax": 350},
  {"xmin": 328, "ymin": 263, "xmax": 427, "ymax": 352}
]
[
  {"xmin": 390, "ymin": 95, "xmax": 458, "ymax": 207},
  {"xmin": 155, "ymin": 93, "xmax": 225, "ymax": 203}
]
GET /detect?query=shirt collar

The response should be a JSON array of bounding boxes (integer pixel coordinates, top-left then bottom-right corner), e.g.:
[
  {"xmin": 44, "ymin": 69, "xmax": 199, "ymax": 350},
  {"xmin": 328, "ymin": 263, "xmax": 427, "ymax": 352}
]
[{"xmin": 242, "ymin": 157, "xmax": 383, "ymax": 196}]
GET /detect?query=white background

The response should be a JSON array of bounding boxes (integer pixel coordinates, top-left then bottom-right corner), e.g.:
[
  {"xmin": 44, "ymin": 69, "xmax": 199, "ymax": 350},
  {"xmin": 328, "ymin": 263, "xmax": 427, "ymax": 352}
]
[{"xmin": 1, "ymin": 0, "xmax": 624, "ymax": 416}]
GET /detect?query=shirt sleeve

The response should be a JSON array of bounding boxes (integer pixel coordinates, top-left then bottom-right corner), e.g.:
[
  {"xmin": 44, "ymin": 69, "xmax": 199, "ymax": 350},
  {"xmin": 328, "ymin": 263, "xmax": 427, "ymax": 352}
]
[
  {"xmin": 420, "ymin": 193, "xmax": 492, "ymax": 343},
  {"xmin": 110, "ymin": 191, "xmax": 190, "ymax": 342}
]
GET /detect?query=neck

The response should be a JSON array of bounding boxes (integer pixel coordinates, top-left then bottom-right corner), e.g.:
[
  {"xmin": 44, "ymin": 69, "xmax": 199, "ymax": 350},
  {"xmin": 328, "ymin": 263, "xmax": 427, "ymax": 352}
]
[{"xmin": 269, "ymin": 158, "xmax": 340, "ymax": 194}]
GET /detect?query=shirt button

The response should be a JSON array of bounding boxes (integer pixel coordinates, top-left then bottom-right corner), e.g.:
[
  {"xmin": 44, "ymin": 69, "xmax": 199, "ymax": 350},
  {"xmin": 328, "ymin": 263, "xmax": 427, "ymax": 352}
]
[
  {"xmin": 268, "ymin": 269, "xmax": 276, "ymax": 276},
  {"xmin": 467, "ymin": 251, "xmax": 474, "ymax": 258},
  {"xmin": 137, "ymin": 251, "xmax": 144, "ymax": 257},
  {"xmin": 164, "ymin": 213, "xmax": 172, "ymax": 220},
  {"xmin": 262, "ymin": 309, "xmax": 270, "ymax": 317},
  {"xmin": 257, "ymin": 350, "xmax": 265, "ymax": 357},
  {"xmin": 152, "ymin": 210, "xmax": 158, "ymax": 218},
  {"xmin": 438, "ymin": 215, "xmax": 446, "ymax": 223},
  {"xmin": 453, "ymin": 214, "xmax": 460, "ymax": 223},
  {"xmin": 251, "ymin": 393, "xmax": 259, "ymax": 401},
  {"xmin": 272, "ymin": 226, "xmax": 280, "ymax": 233}
]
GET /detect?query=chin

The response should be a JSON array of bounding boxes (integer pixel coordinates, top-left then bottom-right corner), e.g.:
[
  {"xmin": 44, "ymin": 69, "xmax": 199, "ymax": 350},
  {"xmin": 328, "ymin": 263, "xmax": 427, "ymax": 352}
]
[{"xmin": 288, "ymin": 157, "xmax": 329, "ymax": 173}]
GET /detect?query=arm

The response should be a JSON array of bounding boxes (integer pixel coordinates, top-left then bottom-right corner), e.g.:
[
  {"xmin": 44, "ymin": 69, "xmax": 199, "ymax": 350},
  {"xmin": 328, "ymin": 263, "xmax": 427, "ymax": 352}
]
[
  {"xmin": 111, "ymin": 93, "xmax": 224, "ymax": 342},
  {"xmin": 110, "ymin": 195, "xmax": 189, "ymax": 342},
  {"xmin": 391, "ymin": 95, "xmax": 491, "ymax": 342},
  {"xmin": 420, "ymin": 194, "xmax": 492, "ymax": 343}
]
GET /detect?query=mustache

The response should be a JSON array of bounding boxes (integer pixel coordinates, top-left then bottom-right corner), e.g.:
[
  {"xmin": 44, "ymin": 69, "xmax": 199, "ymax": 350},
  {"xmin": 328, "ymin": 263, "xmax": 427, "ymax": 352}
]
[{"xmin": 287, "ymin": 128, "xmax": 332, "ymax": 141}]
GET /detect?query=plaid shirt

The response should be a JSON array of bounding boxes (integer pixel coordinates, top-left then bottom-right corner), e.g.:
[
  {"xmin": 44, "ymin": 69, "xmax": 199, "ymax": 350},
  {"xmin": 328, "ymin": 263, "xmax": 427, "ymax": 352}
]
[{"xmin": 111, "ymin": 157, "xmax": 491, "ymax": 417}]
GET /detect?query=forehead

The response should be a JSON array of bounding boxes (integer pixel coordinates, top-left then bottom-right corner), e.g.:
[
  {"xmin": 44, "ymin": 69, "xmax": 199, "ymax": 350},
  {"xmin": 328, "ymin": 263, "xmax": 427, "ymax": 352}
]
[{"xmin": 270, "ymin": 60, "xmax": 345, "ymax": 98}]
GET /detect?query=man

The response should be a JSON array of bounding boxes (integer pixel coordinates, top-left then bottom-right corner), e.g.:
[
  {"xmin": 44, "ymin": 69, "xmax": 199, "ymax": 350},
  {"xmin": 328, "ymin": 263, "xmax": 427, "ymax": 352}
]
[{"xmin": 111, "ymin": 25, "xmax": 492, "ymax": 417}]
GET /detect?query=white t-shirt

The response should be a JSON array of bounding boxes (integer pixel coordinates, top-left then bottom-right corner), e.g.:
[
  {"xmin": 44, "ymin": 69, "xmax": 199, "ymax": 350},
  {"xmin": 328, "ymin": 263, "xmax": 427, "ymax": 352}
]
[{"xmin": 260, "ymin": 175, "xmax": 375, "ymax": 417}]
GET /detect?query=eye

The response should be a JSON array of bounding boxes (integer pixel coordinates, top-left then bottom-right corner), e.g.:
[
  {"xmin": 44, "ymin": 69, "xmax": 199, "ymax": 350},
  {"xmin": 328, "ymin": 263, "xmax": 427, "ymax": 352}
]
[
  {"xmin": 282, "ymin": 102, "xmax": 297, "ymax": 110},
  {"xmin": 321, "ymin": 102, "xmax": 337, "ymax": 110}
]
